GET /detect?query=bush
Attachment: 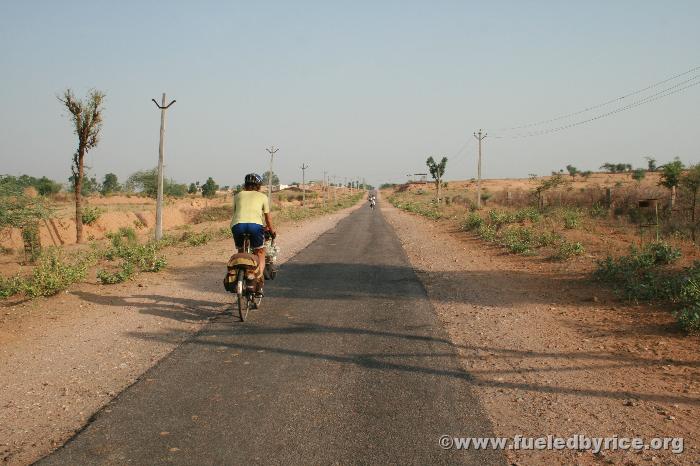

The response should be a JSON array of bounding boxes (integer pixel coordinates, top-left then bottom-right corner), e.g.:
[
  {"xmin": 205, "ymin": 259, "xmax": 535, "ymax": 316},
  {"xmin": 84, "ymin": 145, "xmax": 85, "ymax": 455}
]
[
  {"xmin": 589, "ymin": 203, "xmax": 608, "ymax": 219},
  {"xmin": 537, "ymin": 230, "xmax": 563, "ymax": 247},
  {"xmin": 477, "ymin": 224, "xmax": 497, "ymax": 242},
  {"xmin": 81, "ymin": 206, "xmax": 103, "ymax": 225},
  {"xmin": 97, "ymin": 261, "xmax": 135, "ymax": 284},
  {"xmin": 676, "ymin": 306, "xmax": 700, "ymax": 334},
  {"xmin": 462, "ymin": 212, "xmax": 484, "ymax": 231},
  {"xmin": 514, "ymin": 207, "xmax": 541, "ymax": 223},
  {"xmin": 0, "ymin": 276, "xmax": 24, "ymax": 298},
  {"xmin": 487, "ymin": 210, "xmax": 515, "ymax": 229},
  {"xmin": 594, "ymin": 242, "xmax": 684, "ymax": 303},
  {"xmin": 180, "ymin": 230, "xmax": 211, "ymax": 246},
  {"xmin": 646, "ymin": 241, "xmax": 682, "ymax": 265},
  {"xmin": 552, "ymin": 241, "xmax": 585, "ymax": 261},
  {"xmin": 500, "ymin": 227, "xmax": 537, "ymax": 254},
  {"xmin": 24, "ymin": 249, "xmax": 89, "ymax": 297},
  {"xmin": 192, "ymin": 205, "xmax": 231, "ymax": 223},
  {"xmin": 562, "ymin": 209, "xmax": 580, "ymax": 229}
]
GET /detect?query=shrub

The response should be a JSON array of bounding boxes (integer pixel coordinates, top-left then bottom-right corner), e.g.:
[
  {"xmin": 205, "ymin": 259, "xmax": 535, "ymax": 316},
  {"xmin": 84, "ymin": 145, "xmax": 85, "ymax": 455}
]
[
  {"xmin": 462, "ymin": 212, "xmax": 484, "ymax": 231},
  {"xmin": 192, "ymin": 205, "xmax": 232, "ymax": 223},
  {"xmin": 645, "ymin": 241, "xmax": 682, "ymax": 265},
  {"xmin": 594, "ymin": 242, "xmax": 683, "ymax": 303},
  {"xmin": 500, "ymin": 227, "xmax": 537, "ymax": 254},
  {"xmin": 477, "ymin": 224, "xmax": 497, "ymax": 242},
  {"xmin": 589, "ymin": 203, "xmax": 608, "ymax": 219},
  {"xmin": 487, "ymin": 209, "xmax": 515, "ymax": 229},
  {"xmin": 180, "ymin": 230, "xmax": 211, "ymax": 246},
  {"xmin": 514, "ymin": 207, "xmax": 541, "ymax": 223},
  {"xmin": 0, "ymin": 276, "xmax": 24, "ymax": 298},
  {"xmin": 81, "ymin": 206, "xmax": 103, "ymax": 225},
  {"xmin": 676, "ymin": 306, "xmax": 700, "ymax": 334},
  {"xmin": 563, "ymin": 209, "xmax": 580, "ymax": 229},
  {"xmin": 552, "ymin": 241, "xmax": 585, "ymax": 261},
  {"xmin": 97, "ymin": 262, "xmax": 135, "ymax": 284},
  {"xmin": 537, "ymin": 230, "xmax": 563, "ymax": 247},
  {"xmin": 24, "ymin": 249, "xmax": 89, "ymax": 297}
]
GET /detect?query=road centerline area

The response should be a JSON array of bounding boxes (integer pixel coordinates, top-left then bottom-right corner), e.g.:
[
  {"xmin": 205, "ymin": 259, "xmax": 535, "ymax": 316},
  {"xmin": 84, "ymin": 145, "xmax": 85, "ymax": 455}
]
[{"xmin": 40, "ymin": 205, "xmax": 504, "ymax": 465}]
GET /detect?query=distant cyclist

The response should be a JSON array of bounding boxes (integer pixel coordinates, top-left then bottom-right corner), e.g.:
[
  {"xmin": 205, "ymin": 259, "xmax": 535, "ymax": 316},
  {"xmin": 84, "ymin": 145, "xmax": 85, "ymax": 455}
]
[{"xmin": 231, "ymin": 173, "xmax": 276, "ymax": 287}]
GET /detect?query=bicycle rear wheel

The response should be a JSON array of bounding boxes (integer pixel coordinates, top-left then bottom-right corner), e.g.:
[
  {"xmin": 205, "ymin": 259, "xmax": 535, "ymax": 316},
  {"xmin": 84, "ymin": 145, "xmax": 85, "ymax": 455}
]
[{"xmin": 236, "ymin": 270, "xmax": 249, "ymax": 321}]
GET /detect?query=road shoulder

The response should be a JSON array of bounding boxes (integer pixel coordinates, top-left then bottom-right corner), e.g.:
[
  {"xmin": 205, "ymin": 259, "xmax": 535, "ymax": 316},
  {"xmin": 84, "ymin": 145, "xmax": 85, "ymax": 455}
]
[{"xmin": 382, "ymin": 203, "xmax": 700, "ymax": 466}]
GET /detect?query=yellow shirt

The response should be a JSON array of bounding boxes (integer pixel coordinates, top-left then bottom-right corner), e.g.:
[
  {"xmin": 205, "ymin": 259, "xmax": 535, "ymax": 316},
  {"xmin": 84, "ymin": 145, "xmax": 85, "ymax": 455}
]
[{"xmin": 231, "ymin": 190, "xmax": 270, "ymax": 226}]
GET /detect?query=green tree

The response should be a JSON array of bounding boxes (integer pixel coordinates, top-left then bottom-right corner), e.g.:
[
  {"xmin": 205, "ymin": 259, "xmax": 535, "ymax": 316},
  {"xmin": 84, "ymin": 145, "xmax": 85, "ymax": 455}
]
[
  {"xmin": 58, "ymin": 89, "xmax": 105, "ymax": 243},
  {"xmin": 262, "ymin": 171, "xmax": 280, "ymax": 186},
  {"xmin": 565, "ymin": 165, "xmax": 579, "ymax": 178},
  {"xmin": 426, "ymin": 156, "xmax": 448, "ymax": 203},
  {"xmin": 659, "ymin": 158, "xmax": 684, "ymax": 209},
  {"xmin": 69, "ymin": 173, "xmax": 99, "ymax": 196},
  {"xmin": 35, "ymin": 177, "xmax": 62, "ymax": 196},
  {"xmin": 125, "ymin": 169, "xmax": 187, "ymax": 198},
  {"xmin": 100, "ymin": 173, "xmax": 120, "ymax": 195},
  {"xmin": 631, "ymin": 168, "xmax": 646, "ymax": 182},
  {"xmin": 201, "ymin": 177, "xmax": 219, "ymax": 198},
  {"xmin": 645, "ymin": 156, "xmax": 657, "ymax": 172},
  {"xmin": 188, "ymin": 182, "xmax": 198, "ymax": 194}
]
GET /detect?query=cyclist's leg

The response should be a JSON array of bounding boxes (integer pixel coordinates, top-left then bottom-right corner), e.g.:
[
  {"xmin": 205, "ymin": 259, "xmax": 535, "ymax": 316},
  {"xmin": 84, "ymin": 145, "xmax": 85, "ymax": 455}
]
[
  {"xmin": 231, "ymin": 224, "xmax": 246, "ymax": 253},
  {"xmin": 247, "ymin": 224, "xmax": 266, "ymax": 279}
]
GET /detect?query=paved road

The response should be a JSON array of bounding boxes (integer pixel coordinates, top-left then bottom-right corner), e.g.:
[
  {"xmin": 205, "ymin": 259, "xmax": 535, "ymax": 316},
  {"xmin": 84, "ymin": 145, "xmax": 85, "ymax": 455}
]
[{"xmin": 40, "ymin": 205, "xmax": 505, "ymax": 465}]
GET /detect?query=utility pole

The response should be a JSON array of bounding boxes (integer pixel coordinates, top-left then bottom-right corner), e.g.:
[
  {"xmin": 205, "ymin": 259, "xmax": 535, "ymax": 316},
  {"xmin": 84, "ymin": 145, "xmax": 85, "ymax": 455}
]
[
  {"xmin": 151, "ymin": 93, "xmax": 176, "ymax": 241},
  {"xmin": 265, "ymin": 146, "xmax": 279, "ymax": 204},
  {"xmin": 323, "ymin": 170, "xmax": 328, "ymax": 205},
  {"xmin": 300, "ymin": 163, "xmax": 309, "ymax": 206},
  {"xmin": 332, "ymin": 175, "xmax": 337, "ymax": 204},
  {"xmin": 473, "ymin": 129, "xmax": 487, "ymax": 209}
]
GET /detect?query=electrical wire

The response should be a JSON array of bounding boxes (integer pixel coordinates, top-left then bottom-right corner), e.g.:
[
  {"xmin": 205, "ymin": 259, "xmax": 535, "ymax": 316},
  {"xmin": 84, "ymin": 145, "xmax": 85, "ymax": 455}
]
[
  {"xmin": 491, "ymin": 75, "xmax": 700, "ymax": 139},
  {"xmin": 495, "ymin": 65, "xmax": 700, "ymax": 132}
]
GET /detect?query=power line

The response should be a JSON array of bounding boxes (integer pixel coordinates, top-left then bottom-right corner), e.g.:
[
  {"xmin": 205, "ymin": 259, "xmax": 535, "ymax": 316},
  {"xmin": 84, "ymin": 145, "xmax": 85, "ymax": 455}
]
[
  {"xmin": 495, "ymin": 64, "xmax": 700, "ymax": 132},
  {"xmin": 491, "ymin": 75, "xmax": 700, "ymax": 139}
]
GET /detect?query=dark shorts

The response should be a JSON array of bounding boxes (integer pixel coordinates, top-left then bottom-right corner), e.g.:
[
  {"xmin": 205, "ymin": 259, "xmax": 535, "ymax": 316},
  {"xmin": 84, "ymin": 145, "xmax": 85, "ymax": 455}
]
[{"xmin": 232, "ymin": 223, "xmax": 265, "ymax": 250}]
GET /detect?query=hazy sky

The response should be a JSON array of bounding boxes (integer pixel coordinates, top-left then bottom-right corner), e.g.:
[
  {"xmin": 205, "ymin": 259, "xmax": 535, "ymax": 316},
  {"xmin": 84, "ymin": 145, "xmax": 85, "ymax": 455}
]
[{"xmin": 1, "ymin": 0, "xmax": 698, "ymax": 187}]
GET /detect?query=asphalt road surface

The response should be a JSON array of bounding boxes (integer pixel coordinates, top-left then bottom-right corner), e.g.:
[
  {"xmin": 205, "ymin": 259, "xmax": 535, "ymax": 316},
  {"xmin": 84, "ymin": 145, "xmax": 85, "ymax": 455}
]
[{"xmin": 40, "ymin": 204, "xmax": 505, "ymax": 465}]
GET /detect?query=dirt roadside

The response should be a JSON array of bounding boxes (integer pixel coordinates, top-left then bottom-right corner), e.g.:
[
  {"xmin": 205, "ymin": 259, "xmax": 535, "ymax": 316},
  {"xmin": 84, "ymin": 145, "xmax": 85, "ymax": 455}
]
[
  {"xmin": 382, "ymin": 203, "xmax": 700, "ymax": 466},
  {"xmin": 0, "ymin": 202, "xmax": 361, "ymax": 466}
]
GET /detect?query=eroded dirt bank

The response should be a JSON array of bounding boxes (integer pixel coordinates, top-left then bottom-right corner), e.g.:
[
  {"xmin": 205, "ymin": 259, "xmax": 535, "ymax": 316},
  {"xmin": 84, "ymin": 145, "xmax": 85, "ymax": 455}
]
[
  {"xmin": 0, "ymin": 202, "xmax": 360, "ymax": 466},
  {"xmin": 382, "ymin": 203, "xmax": 700, "ymax": 466}
]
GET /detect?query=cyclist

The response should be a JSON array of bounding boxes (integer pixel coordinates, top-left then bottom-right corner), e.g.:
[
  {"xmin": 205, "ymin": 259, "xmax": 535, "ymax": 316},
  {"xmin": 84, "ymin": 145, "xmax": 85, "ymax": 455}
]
[{"xmin": 231, "ymin": 173, "xmax": 276, "ymax": 288}]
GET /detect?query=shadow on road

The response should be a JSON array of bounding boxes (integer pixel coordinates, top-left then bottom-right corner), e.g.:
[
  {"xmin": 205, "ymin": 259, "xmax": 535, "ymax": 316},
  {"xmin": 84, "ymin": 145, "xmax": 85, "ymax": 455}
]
[
  {"xmin": 71, "ymin": 291, "xmax": 226, "ymax": 323},
  {"xmin": 126, "ymin": 321, "xmax": 700, "ymax": 407}
]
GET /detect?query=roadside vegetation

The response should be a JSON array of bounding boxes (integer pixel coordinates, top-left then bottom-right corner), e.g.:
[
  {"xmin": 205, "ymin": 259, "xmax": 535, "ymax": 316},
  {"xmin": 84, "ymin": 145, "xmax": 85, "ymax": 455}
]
[
  {"xmin": 0, "ymin": 188, "xmax": 364, "ymax": 300},
  {"xmin": 386, "ymin": 156, "xmax": 700, "ymax": 333}
]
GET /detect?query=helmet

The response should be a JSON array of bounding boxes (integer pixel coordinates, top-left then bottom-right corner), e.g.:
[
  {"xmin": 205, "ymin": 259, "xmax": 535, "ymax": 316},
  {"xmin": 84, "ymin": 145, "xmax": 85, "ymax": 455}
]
[{"xmin": 244, "ymin": 173, "xmax": 263, "ymax": 186}]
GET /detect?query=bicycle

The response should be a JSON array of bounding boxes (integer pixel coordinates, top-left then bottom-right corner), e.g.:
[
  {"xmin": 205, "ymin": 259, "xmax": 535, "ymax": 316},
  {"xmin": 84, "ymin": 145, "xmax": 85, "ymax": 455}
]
[
  {"xmin": 224, "ymin": 231, "xmax": 277, "ymax": 321},
  {"xmin": 224, "ymin": 234, "xmax": 261, "ymax": 321}
]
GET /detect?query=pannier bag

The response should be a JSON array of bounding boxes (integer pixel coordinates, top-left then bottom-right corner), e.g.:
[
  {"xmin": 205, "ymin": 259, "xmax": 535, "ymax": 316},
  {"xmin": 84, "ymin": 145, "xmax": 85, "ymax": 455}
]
[
  {"xmin": 227, "ymin": 253, "xmax": 258, "ymax": 270},
  {"xmin": 224, "ymin": 253, "xmax": 259, "ymax": 293},
  {"xmin": 223, "ymin": 271, "xmax": 238, "ymax": 293}
]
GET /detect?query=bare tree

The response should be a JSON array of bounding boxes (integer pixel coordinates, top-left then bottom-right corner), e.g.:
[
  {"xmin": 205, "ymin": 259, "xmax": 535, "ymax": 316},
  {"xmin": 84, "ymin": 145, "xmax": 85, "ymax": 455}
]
[{"xmin": 58, "ymin": 89, "xmax": 105, "ymax": 243}]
